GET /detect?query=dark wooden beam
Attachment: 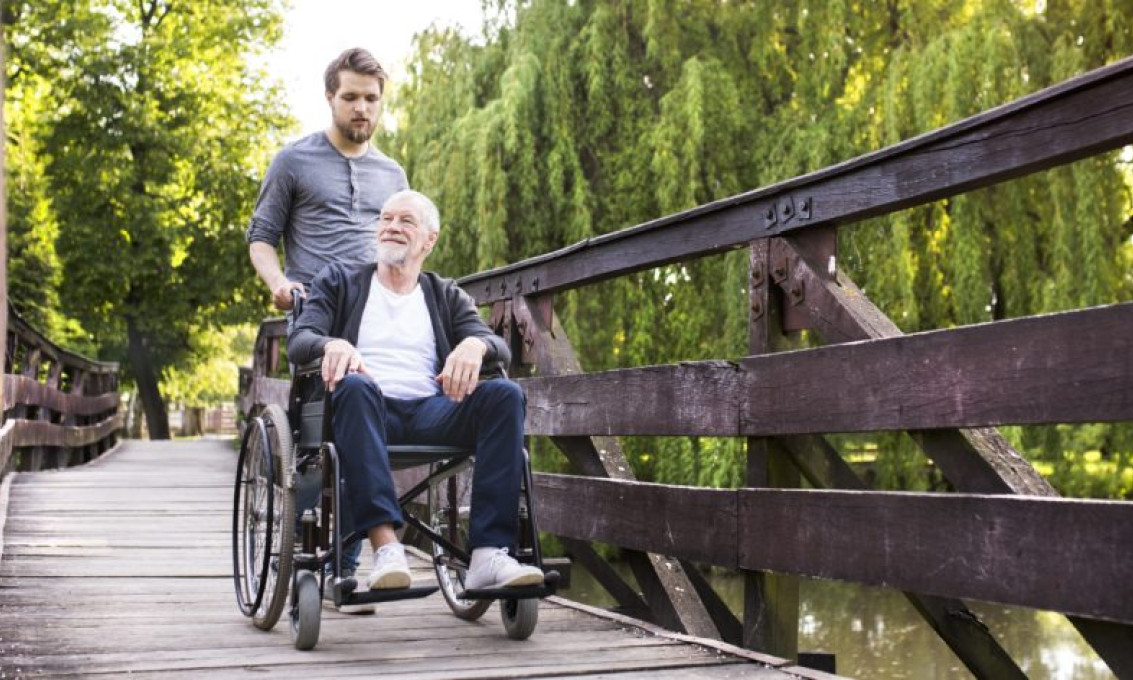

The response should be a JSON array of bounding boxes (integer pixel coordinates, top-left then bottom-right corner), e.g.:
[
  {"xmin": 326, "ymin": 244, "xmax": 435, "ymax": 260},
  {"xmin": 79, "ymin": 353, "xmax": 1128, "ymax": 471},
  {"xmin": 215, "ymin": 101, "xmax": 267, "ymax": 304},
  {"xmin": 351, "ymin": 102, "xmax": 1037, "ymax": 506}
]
[
  {"xmin": 4, "ymin": 414, "xmax": 122, "ymax": 449},
  {"xmin": 534, "ymin": 473, "xmax": 735, "ymax": 567},
  {"xmin": 737, "ymin": 488, "xmax": 1133, "ymax": 624},
  {"xmin": 737, "ymin": 300, "xmax": 1133, "ymax": 434},
  {"xmin": 2, "ymin": 375, "xmax": 119, "ymax": 415},
  {"xmin": 534, "ymin": 473, "xmax": 1133, "ymax": 624},
  {"xmin": 519, "ymin": 302, "xmax": 1133, "ymax": 437},
  {"xmin": 461, "ymin": 57, "xmax": 1133, "ymax": 305}
]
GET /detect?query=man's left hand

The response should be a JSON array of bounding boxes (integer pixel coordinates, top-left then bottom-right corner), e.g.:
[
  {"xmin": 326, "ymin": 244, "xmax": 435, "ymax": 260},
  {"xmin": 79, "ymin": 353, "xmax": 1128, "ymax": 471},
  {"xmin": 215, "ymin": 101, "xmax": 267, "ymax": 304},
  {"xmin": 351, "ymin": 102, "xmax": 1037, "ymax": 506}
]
[{"xmin": 437, "ymin": 337, "xmax": 488, "ymax": 402}]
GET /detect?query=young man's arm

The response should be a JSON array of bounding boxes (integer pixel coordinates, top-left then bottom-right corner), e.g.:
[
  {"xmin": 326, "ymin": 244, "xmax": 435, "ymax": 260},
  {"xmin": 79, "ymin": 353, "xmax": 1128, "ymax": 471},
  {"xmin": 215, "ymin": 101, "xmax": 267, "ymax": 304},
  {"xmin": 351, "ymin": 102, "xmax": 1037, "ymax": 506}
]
[
  {"xmin": 249, "ymin": 241, "xmax": 304, "ymax": 310},
  {"xmin": 247, "ymin": 150, "xmax": 302, "ymax": 310}
]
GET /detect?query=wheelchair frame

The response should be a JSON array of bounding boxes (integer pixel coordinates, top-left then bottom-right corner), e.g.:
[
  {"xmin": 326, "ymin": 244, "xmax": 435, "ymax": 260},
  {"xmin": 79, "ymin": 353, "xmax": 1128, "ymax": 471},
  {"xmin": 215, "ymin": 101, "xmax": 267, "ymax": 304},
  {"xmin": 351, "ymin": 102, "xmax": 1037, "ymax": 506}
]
[{"xmin": 233, "ymin": 359, "xmax": 558, "ymax": 650}]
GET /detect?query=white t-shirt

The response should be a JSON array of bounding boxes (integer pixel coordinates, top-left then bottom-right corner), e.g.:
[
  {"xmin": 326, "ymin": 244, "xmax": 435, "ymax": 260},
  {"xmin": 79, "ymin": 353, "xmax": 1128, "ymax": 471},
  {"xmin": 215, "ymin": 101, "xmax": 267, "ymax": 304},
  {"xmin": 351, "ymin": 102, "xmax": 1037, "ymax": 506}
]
[{"xmin": 356, "ymin": 276, "xmax": 440, "ymax": 399}]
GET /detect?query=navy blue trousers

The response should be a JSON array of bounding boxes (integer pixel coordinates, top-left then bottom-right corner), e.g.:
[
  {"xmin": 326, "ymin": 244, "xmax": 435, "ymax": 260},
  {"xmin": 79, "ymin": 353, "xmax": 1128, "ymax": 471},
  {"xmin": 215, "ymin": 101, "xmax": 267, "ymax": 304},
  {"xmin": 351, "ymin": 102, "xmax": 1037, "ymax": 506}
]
[{"xmin": 331, "ymin": 373, "xmax": 526, "ymax": 551}]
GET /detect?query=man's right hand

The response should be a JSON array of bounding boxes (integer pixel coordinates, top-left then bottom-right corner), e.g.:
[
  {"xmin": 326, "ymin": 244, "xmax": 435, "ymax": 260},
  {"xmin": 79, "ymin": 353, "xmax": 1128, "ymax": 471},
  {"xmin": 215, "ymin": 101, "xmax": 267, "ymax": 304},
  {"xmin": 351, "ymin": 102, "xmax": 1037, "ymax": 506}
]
[
  {"xmin": 322, "ymin": 339, "xmax": 367, "ymax": 391},
  {"xmin": 272, "ymin": 280, "xmax": 306, "ymax": 311}
]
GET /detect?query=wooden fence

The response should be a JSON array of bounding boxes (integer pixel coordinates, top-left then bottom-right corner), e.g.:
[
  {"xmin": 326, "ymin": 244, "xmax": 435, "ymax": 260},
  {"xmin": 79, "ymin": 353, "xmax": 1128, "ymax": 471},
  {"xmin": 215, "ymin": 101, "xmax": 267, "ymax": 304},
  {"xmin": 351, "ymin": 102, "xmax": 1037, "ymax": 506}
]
[
  {"xmin": 239, "ymin": 56, "xmax": 1133, "ymax": 678},
  {"xmin": 1, "ymin": 304, "xmax": 121, "ymax": 478}
]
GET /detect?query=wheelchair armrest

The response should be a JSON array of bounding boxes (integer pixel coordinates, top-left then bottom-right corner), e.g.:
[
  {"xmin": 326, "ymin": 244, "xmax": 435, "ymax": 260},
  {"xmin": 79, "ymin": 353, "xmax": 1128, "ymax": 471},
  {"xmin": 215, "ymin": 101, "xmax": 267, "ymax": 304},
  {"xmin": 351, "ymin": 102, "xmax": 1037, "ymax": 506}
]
[{"xmin": 295, "ymin": 358, "xmax": 322, "ymax": 377}]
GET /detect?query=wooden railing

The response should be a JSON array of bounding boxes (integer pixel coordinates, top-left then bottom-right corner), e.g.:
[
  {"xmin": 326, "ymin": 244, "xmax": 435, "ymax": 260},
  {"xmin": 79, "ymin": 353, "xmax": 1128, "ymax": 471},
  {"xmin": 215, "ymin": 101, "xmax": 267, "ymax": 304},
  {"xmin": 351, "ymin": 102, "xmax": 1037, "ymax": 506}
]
[
  {"xmin": 239, "ymin": 56, "xmax": 1133, "ymax": 678},
  {"xmin": 1, "ymin": 304, "xmax": 121, "ymax": 478}
]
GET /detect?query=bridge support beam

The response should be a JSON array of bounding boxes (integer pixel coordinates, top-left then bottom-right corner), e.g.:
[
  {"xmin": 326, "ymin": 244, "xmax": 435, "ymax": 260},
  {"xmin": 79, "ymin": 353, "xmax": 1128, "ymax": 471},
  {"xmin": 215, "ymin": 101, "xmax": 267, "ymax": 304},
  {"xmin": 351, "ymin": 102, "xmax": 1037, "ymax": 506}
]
[{"xmin": 744, "ymin": 238, "xmax": 801, "ymax": 659}]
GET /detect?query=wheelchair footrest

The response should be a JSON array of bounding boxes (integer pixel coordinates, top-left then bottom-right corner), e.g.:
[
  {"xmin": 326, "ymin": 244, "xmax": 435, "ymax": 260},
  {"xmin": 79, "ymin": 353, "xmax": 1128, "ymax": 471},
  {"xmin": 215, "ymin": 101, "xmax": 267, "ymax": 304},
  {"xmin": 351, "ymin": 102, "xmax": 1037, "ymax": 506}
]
[
  {"xmin": 341, "ymin": 585, "xmax": 439, "ymax": 606},
  {"xmin": 457, "ymin": 571, "xmax": 560, "ymax": 600}
]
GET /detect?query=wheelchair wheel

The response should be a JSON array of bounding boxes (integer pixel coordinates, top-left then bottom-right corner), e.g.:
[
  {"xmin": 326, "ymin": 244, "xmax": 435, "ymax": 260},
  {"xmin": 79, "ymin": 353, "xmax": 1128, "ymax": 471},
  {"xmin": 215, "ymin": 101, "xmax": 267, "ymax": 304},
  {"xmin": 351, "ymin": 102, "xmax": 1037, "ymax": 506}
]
[
  {"xmin": 432, "ymin": 506, "xmax": 491, "ymax": 621},
  {"xmin": 232, "ymin": 404, "xmax": 295, "ymax": 631},
  {"xmin": 290, "ymin": 569, "xmax": 321, "ymax": 651},
  {"xmin": 500, "ymin": 597, "xmax": 538, "ymax": 640}
]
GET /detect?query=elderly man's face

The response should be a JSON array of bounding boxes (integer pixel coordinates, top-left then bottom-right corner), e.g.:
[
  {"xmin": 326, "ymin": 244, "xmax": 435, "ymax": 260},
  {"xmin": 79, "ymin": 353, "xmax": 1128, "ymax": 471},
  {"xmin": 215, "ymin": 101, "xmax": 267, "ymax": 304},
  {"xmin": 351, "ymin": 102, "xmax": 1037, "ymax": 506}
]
[{"xmin": 376, "ymin": 195, "xmax": 437, "ymax": 268}]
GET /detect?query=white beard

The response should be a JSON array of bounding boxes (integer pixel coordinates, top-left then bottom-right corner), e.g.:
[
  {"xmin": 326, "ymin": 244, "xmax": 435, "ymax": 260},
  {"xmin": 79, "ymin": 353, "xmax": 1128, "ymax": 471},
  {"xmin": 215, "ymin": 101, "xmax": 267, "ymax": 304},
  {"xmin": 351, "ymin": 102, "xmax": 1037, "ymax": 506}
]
[{"xmin": 377, "ymin": 243, "xmax": 409, "ymax": 267}]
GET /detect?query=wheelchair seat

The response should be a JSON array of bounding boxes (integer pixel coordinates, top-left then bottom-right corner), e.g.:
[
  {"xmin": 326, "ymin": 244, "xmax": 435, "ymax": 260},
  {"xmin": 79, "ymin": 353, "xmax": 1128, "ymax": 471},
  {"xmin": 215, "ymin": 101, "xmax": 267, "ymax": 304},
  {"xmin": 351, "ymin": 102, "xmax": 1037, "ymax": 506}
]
[{"xmin": 295, "ymin": 394, "xmax": 470, "ymax": 469}]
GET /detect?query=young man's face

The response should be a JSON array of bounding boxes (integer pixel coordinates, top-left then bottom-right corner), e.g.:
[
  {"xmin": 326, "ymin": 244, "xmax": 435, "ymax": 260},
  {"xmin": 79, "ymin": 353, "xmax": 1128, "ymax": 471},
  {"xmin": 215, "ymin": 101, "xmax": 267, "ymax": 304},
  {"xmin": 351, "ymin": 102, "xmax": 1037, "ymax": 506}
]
[
  {"xmin": 327, "ymin": 70, "xmax": 383, "ymax": 144},
  {"xmin": 376, "ymin": 195, "xmax": 438, "ymax": 269}
]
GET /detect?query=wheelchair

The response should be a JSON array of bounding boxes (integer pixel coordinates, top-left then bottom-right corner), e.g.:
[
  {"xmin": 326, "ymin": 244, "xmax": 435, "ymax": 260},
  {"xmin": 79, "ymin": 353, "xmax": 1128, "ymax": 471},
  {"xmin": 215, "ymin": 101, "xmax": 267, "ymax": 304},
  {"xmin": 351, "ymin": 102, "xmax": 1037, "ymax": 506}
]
[{"xmin": 232, "ymin": 355, "xmax": 559, "ymax": 650}]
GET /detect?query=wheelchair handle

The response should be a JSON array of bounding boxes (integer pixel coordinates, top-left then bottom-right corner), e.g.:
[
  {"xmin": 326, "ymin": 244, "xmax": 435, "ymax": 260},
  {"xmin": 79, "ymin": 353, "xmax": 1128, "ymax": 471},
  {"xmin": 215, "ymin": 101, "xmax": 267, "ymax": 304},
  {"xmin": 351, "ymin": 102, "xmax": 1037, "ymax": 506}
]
[{"xmin": 291, "ymin": 287, "xmax": 305, "ymax": 317}]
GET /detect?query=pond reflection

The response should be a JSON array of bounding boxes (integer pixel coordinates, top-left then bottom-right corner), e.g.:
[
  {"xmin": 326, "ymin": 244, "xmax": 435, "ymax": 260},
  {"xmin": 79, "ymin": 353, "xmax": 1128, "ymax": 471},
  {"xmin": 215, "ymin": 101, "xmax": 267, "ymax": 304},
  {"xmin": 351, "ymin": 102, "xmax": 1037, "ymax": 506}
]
[{"xmin": 558, "ymin": 564, "xmax": 1113, "ymax": 679}]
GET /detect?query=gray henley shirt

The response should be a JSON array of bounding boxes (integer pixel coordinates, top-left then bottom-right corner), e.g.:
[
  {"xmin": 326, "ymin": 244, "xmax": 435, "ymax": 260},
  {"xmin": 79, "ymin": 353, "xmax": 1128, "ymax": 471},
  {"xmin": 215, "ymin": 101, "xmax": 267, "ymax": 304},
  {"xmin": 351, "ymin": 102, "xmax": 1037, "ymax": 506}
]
[{"xmin": 246, "ymin": 131, "xmax": 409, "ymax": 284}]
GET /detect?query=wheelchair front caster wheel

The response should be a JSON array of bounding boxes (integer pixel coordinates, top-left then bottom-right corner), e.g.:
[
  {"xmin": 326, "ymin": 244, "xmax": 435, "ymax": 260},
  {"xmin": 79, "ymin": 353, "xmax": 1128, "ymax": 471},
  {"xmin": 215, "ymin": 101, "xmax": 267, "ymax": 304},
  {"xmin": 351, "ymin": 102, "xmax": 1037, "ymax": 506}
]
[
  {"xmin": 500, "ymin": 598, "xmax": 538, "ymax": 640},
  {"xmin": 290, "ymin": 570, "xmax": 321, "ymax": 650}
]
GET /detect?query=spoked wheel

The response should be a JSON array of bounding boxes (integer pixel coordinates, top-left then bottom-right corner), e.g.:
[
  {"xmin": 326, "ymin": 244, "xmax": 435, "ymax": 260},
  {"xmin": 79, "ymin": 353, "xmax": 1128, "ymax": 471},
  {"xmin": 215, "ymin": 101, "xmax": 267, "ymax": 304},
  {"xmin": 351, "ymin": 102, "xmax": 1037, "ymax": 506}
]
[
  {"xmin": 290, "ymin": 569, "xmax": 322, "ymax": 650},
  {"xmin": 431, "ymin": 499, "xmax": 491, "ymax": 621},
  {"xmin": 500, "ymin": 597, "xmax": 538, "ymax": 640},
  {"xmin": 232, "ymin": 404, "xmax": 295, "ymax": 631}
]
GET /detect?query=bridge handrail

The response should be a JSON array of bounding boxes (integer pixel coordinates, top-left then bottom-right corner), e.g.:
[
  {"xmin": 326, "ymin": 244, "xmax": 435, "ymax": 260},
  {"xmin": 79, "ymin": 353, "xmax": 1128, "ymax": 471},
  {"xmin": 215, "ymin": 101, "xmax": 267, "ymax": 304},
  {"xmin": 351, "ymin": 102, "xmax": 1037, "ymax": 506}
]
[{"xmin": 1, "ymin": 303, "xmax": 121, "ymax": 478}]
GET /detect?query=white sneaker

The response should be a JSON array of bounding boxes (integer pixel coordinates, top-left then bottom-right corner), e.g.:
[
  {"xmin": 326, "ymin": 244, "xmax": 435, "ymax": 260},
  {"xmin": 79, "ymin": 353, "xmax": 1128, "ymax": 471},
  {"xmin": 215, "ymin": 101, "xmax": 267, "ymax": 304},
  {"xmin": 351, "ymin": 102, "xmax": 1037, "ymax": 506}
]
[
  {"xmin": 368, "ymin": 542, "xmax": 411, "ymax": 590},
  {"xmin": 465, "ymin": 547, "xmax": 544, "ymax": 590}
]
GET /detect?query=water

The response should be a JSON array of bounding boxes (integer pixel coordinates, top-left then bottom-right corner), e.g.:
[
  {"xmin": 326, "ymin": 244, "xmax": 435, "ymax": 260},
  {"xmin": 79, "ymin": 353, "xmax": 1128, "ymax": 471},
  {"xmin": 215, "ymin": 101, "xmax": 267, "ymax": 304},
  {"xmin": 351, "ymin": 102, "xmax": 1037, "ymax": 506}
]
[{"xmin": 558, "ymin": 562, "xmax": 1114, "ymax": 679}]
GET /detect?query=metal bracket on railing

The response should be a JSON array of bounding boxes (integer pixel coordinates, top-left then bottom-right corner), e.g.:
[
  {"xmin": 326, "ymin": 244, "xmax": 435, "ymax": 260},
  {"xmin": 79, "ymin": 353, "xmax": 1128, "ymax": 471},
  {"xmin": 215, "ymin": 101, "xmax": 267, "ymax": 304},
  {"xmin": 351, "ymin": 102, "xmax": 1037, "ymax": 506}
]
[{"xmin": 762, "ymin": 194, "xmax": 813, "ymax": 231}]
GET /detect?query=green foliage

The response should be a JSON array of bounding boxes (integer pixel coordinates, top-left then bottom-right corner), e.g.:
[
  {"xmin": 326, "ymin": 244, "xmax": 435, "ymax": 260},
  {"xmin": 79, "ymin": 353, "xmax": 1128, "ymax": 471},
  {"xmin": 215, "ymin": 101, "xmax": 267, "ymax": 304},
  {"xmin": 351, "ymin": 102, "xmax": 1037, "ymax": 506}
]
[
  {"xmin": 4, "ymin": 1, "xmax": 292, "ymax": 415},
  {"xmin": 389, "ymin": 0, "xmax": 1133, "ymax": 491},
  {"xmin": 162, "ymin": 324, "xmax": 256, "ymax": 407}
]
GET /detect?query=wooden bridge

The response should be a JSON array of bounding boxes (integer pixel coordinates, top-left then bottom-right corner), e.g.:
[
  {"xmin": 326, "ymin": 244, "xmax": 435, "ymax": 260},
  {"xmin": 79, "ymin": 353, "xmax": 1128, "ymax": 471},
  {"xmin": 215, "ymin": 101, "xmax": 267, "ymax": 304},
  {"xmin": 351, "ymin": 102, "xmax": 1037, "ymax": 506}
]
[{"xmin": 4, "ymin": 56, "xmax": 1133, "ymax": 678}]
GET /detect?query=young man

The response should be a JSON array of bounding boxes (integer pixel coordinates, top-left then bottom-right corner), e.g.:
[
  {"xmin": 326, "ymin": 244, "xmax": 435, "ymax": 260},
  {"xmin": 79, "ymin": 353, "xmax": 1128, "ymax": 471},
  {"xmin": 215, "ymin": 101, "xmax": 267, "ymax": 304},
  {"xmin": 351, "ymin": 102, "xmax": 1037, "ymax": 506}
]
[
  {"xmin": 247, "ymin": 47, "xmax": 408, "ymax": 310},
  {"xmin": 289, "ymin": 190, "xmax": 545, "ymax": 592},
  {"xmin": 247, "ymin": 48, "xmax": 407, "ymax": 609}
]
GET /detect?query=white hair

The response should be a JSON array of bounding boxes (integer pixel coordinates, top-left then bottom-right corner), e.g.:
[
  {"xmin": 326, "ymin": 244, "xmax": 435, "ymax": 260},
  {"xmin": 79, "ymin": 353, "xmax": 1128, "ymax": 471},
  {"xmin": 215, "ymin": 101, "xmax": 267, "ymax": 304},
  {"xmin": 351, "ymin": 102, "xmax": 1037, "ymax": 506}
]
[{"xmin": 383, "ymin": 189, "xmax": 440, "ymax": 232}]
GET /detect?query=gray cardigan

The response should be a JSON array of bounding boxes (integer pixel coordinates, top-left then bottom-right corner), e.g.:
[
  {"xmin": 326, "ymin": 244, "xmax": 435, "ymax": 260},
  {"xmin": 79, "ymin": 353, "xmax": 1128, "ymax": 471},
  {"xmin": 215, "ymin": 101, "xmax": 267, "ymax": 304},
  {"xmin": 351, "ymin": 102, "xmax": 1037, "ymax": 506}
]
[{"xmin": 288, "ymin": 262, "xmax": 510, "ymax": 377}]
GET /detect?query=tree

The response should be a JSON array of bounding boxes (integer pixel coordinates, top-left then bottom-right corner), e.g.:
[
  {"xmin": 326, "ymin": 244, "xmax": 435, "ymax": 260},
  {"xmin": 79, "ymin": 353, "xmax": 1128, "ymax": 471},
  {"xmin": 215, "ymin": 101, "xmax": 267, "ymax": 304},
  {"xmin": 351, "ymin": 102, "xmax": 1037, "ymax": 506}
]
[
  {"xmin": 5, "ymin": 1, "xmax": 292, "ymax": 438},
  {"xmin": 388, "ymin": 0, "xmax": 1133, "ymax": 488}
]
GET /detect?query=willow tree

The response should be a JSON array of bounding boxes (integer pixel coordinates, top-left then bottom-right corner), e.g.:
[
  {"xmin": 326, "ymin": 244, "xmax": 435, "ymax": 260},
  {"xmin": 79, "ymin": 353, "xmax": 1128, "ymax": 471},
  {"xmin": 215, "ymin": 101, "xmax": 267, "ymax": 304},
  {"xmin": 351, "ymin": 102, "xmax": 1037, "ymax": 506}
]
[
  {"xmin": 389, "ymin": 0, "xmax": 1133, "ymax": 488},
  {"xmin": 5, "ymin": 0, "xmax": 292, "ymax": 438}
]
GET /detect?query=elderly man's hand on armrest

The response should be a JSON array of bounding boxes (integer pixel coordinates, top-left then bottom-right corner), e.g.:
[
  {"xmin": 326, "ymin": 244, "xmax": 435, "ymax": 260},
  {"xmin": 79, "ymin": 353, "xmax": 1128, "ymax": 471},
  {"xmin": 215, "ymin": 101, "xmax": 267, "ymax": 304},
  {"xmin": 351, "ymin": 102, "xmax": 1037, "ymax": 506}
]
[
  {"xmin": 322, "ymin": 338, "xmax": 369, "ymax": 391},
  {"xmin": 436, "ymin": 337, "xmax": 488, "ymax": 403}
]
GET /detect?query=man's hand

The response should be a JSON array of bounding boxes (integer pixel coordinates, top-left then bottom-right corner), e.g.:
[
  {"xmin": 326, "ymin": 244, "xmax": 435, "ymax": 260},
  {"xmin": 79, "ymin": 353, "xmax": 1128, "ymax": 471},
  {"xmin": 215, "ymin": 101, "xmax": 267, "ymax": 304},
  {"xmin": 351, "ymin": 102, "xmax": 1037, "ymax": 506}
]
[
  {"xmin": 272, "ymin": 280, "xmax": 306, "ymax": 311},
  {"xmin": 322, "ymin": 339, "xmax": 367, "ymax": 391},
  {"xmin": 436, "ymin": 337, "xmax": 488, "ymax": 402}
]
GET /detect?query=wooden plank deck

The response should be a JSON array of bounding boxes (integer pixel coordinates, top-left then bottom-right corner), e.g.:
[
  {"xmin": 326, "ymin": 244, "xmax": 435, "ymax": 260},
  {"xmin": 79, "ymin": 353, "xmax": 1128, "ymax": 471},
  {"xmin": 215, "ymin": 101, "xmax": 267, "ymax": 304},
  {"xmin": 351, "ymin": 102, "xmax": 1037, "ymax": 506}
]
[{"xmin": 0, "ymin": 439, "xmax": 826, "ymax": 679}]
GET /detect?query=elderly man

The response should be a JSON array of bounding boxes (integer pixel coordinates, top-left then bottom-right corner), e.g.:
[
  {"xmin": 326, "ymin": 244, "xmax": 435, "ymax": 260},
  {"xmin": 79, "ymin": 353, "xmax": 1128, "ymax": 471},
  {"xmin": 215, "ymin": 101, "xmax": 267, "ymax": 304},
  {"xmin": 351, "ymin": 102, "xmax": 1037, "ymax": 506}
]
[{"xmin": 288, "ymin": 190, "xmax": 544, "ymax": 591}]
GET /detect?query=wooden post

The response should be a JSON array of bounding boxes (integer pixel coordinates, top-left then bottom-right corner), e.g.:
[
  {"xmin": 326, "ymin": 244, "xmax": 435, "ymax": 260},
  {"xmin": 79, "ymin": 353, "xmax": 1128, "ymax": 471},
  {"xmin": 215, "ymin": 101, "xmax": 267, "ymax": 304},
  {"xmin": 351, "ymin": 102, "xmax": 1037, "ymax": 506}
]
[{"xmin": 743, "ymin": 237, "xmax": 799, "ymax": 658}]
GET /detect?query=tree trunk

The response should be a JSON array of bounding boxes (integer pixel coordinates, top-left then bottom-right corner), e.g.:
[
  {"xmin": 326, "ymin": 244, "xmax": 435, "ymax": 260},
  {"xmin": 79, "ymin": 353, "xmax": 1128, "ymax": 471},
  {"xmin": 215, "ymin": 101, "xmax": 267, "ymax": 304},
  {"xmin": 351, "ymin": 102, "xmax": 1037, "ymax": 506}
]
[
  {"xmin": 181, "ymin": 406, "xmax": 203, "ymax": 437},
  {"xmin": 126, "ymin": 316, "xmax": 170, "ymax": 440}
]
